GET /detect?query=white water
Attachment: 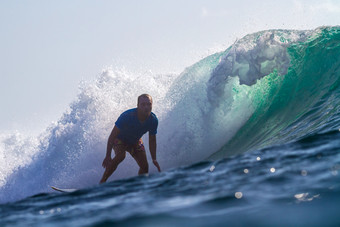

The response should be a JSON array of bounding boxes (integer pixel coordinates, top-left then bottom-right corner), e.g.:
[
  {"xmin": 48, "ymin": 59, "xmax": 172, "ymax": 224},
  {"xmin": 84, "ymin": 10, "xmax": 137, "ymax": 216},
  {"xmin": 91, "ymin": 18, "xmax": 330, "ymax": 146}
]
[
  {"xmin": 0, "ymin": 68, "xmax": 177, "ymax": 203},
  {"xmin": 208, "ymin": 29, "xmax": 312, "ymax": 105}
]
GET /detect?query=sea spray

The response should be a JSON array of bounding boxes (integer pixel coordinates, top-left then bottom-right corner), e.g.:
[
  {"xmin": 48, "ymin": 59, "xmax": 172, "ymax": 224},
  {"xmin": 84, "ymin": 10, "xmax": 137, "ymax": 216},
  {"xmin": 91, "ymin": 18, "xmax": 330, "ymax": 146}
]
[
  {"xmin": 0, "ymin": 68, "xmax": 177, "ymax": 203},
  {"xmin": 0, "ymin": 133, "xmax": 39, "ymax": 187}
]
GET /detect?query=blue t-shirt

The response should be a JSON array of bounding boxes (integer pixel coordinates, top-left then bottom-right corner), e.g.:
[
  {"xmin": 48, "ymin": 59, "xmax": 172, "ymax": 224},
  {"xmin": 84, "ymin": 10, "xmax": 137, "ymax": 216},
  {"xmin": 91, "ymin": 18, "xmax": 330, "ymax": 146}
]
[{"xmin": 115, "ymin": 108, "xmax": 158, "ymax": 145}]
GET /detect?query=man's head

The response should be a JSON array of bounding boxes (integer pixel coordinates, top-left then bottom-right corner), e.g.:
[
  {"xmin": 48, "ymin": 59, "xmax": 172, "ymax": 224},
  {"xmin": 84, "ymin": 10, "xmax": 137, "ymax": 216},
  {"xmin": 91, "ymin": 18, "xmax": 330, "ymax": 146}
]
[{"xmin": 137, "ymin": 94, "xmax": 153, "ymax": 117}]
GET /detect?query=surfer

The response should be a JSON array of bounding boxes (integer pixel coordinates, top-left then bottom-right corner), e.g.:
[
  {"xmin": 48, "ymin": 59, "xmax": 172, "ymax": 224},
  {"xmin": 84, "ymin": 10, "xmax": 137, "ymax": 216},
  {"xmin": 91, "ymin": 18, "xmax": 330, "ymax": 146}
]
[{"xmin": 99, "ymin": 94, "xmax": 161, "ymax": 183}]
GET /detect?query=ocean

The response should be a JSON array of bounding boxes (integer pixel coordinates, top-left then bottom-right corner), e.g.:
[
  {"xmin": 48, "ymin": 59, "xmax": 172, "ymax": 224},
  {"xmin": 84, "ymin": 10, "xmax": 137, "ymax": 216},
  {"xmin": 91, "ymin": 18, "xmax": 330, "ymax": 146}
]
[{"xmin": 0, "ymin": 26, "xmax": 340, "ymax": 226}]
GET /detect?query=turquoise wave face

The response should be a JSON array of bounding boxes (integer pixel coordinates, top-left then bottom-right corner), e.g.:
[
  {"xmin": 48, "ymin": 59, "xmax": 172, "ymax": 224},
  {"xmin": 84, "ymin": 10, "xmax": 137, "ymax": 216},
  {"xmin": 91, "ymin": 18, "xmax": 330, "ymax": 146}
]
[{"xmin": 211, "ymin": 26, "xmax": 340, "ymax": 158}]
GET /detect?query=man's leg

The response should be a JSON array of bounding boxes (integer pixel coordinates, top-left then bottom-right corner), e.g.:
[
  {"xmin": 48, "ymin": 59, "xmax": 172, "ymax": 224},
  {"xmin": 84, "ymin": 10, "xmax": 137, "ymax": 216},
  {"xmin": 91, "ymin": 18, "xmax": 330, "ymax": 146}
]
[
  {"xmin": 99, "ymin": 148, "xmax": 126, "ymax": 183},
  {"xmin": 131, "ymin": 150, "xmax": 149, "ymax": 175}
]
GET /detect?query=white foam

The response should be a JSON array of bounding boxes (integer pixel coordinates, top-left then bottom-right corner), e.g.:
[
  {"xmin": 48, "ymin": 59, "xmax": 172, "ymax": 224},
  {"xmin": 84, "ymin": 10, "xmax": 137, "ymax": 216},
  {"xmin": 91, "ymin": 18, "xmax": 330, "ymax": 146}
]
[{"xmin": 208, "ymin": 29, "xmax": 312, "ymax": 104}]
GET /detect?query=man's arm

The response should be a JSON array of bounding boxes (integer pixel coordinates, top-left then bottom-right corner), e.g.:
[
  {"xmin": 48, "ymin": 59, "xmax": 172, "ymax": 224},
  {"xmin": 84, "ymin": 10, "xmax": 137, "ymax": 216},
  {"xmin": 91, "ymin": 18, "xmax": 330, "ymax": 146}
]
[
  {"xmin": 102, "ymin": 126, "xmax": 120, "ymax": 168},
  {"xmin": 149, "ymin": 134, "xmax": 161, "ymax": 172}
]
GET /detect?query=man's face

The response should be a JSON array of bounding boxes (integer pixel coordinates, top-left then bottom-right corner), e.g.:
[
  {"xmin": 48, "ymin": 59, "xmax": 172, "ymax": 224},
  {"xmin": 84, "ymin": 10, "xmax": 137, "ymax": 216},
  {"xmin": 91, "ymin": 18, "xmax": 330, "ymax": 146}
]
[{"xmin": 138, "ymin": 96, "xmax": 152, "ymax": 116}]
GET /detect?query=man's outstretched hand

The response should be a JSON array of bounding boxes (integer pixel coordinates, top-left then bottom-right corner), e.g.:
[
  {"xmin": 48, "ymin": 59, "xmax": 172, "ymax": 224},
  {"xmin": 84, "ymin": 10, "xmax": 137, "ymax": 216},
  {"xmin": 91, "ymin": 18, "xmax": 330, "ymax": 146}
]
[{"xmin": 153, "ymin": 160, "xmax": 161, "ymax": 172}]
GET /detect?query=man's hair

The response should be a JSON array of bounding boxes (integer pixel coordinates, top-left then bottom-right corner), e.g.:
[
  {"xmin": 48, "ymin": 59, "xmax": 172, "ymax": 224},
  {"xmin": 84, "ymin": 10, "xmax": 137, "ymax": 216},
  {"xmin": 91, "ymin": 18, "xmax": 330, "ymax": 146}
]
[{"xmin": 137, "ymin": 94, "xmax": 153, "ymax": 105}]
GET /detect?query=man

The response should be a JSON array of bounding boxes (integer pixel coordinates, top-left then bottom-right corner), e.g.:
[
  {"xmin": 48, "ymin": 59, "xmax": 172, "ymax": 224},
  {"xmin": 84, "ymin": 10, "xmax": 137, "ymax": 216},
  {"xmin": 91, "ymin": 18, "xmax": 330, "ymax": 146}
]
[{"xmin": 100, "ymin": 94, "xmax": 161, "ymax": 183}]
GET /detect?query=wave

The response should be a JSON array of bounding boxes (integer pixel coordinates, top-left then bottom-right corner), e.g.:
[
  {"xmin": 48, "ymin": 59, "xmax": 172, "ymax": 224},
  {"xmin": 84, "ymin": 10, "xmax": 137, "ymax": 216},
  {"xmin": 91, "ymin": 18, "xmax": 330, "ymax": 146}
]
[
  {"xmin": 160, "ymin": 26, "xmax": 340, "ymax": 161},
  {"xmin": 210, "ymin": 26, "xmax": 340, "ymax": 158},
  {"xmin": 1, "ymin": 26, "xmax": 339, "ymax": 203}
]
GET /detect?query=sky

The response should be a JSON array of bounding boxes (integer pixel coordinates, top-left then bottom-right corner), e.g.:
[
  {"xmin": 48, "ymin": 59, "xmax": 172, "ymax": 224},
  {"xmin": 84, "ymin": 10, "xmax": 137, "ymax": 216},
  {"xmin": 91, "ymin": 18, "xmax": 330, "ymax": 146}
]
[{"xmin": 1, "ymin": 0, "xmax": 340, "ymax": 135}]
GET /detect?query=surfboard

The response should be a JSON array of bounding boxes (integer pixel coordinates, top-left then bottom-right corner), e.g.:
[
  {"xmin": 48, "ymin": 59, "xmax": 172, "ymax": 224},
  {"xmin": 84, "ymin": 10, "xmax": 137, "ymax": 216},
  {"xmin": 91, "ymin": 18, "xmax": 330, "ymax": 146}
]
[{"xmin": 51, "ymin": 186, "xmax": 77, "ymax": 193}]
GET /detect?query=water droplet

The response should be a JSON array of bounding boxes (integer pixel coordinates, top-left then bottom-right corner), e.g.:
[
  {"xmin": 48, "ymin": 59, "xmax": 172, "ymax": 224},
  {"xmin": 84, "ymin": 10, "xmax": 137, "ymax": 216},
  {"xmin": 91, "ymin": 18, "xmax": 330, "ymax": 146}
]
[
  {"xmin": 295, "ymin": 193, "xmax": 307, "ymax": 200},
  {"xmin": 235, "ymin": 192, "xmax": 243, "ymax": 199},
  {"xmin": 244, "ymin": 169, "xmax": 249, "ymax": 174},
  {"xmin": 332, "ymin": 170, "xmax": 338, "ymax": 176},
  {"xmin": 301, "ymin": 170, "xmax": 307, "ymax": 176},
  {"xmin": 209, "ymin": 165, "xmax": 215, "ymax": 172},
  {"xmin": 256, "ymin": 157, "xmax": 261, "ymax": 161},
  {"xmin": 270, "ymin": 168, "xmax": 276, "ymax": 173}
]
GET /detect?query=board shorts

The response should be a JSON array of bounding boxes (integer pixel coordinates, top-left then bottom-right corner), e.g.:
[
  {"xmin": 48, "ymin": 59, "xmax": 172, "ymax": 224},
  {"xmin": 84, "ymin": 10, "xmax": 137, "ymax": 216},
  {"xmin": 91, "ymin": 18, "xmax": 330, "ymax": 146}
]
[{"xmin": 113, "ymin": 138, "xmax": 145, "ymax": 156}]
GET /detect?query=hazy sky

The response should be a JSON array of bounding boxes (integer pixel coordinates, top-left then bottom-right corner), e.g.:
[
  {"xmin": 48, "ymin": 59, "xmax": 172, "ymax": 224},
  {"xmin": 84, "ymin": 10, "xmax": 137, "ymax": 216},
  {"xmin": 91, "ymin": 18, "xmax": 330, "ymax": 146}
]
[{"xmin": 1, "ymin": 0, "xmax": 340, "ymax": 134}]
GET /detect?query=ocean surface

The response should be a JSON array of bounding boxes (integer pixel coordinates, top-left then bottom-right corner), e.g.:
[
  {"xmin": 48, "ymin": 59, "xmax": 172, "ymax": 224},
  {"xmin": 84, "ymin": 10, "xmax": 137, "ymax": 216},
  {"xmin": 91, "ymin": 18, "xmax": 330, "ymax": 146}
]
[{"xmin": 1, "ymin": 26, "xmax": 340, "ymax": 226}]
